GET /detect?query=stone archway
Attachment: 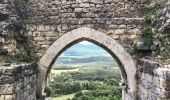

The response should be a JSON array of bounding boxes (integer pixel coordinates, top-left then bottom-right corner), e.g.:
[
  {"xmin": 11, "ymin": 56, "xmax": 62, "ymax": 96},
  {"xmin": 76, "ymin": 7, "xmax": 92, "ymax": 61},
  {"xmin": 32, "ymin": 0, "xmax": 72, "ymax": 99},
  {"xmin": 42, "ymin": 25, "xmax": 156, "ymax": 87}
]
[{"xmin": 38, "ymin": 27, "xmax": 137, "ymax": 99}]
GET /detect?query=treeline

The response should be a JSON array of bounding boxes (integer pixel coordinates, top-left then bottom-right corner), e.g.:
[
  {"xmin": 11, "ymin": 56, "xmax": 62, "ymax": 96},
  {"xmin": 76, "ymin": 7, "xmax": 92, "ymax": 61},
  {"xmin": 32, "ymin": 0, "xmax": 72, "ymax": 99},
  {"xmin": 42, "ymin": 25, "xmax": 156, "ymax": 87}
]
[
  {"xmin": 48, "ymin": 68, "xmax": 122, "ymax": 100},
  {"xmin": 57, "ymin": 56, "xmax": 114, "ymax": 64},
  {"xmin": 49, "ymin": 79, "xmax": 121, "ymax": 96}
]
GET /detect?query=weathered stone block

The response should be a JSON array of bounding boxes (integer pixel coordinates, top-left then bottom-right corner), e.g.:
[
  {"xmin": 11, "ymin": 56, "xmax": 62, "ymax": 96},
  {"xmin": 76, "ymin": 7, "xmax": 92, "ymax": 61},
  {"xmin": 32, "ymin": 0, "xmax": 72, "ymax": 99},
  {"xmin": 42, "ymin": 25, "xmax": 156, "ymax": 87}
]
[
  {"xmin": 1, "ymin": 68, "xmax": 15, "ymax": 76},
  {"xmin": 104, "ymin": 0, "xmax": 112, "ymax": 3},
  {"xmin": 91, "ymin": 0, "xmax": 104, "ymax": 4},
  {"xmin": 162, "ymin": 90, "xmax": 170, "ymax": 98},
  {"xmin": 114, "ymin": 18, "xmax": 124, "ymax": 25},
  {"xmin": 161, "ymin": 79, "xmax": 170, "ymax": 91},
  {"xmin": 152, "ymin": 87, "xmax": 162, "ymax": 95},
  {"xmin": 0, "ymin": 63, "xmax": 37, "ymax": 99},
  {"xmin": 144, "ymin": 74, "xmax": 153, "ymax": 83},
  {"xmin": 34, "ymin": 37, "xmax": 45, "ymax": 41},
  {"xmin": 4, "ymin": 95, "xmax": 14, "ymax": 100},
  {"xmin": 0, "ymin": 84, "xmax": 14, "ymax": 94},
  {"xmin": 44, "ymin": 25, "xmax": 51, "ymax": 31},
  {"xmin": 119, "ymin": 25, "xmax": 126, "ymax": 29},
  {"xmin": 37, "ymin": 25, "xmax": 45, "ymax": 31},
  {"xmin": 32, "ymin": 32, "xmax": 41, "ymax": 37},
  {"xmin": 155, "ymin": 68, "xmax": 170, "ymax": 79},
  {"xmin": 137, "ymin": 59, "xmax": 159, "ymax": 75},
  {"xmin": 0, "ymin": 76, "xmax": 15, "ymax": 84},
  {"xmin": 45, "ymin": 32, "xmax": 58, "ymax": 37},
  {"xmin": 140, "ymin": 80, "xmax": 152, "ymax": 89}
]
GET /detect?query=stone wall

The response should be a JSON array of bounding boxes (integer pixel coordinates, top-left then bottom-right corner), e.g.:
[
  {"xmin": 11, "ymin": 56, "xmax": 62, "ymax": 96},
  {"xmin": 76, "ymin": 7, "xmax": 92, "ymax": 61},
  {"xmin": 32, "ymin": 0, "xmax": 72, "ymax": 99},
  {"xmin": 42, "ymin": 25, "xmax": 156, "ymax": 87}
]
[
  {"xmin": 152, "ymin": 1, "xmax": 170, "ymax": 62},
  {"xmin": 24, "ymin": 0, "xmax": 145, "ymax": 58},
  {"xmin": 137, "ymin": 59, "xmax": 170, "ymax": 100},
  {"xmin": 0, "ymin": 2, "xmax": 14, "ymax": 52},
  {"xmin": 0, "ymin": 0, "xmax": 27, "ymax": 55},
  {"xmin": 155, "ymin": 1, "xmax": 170, "ymax": 33},
  {"xmin": 0, "ymin": 63, "xmax": 38, "ymax": 100},
  {"xmin": 0, "ymin": 0, "xmax": 170, "ymax": 100}
]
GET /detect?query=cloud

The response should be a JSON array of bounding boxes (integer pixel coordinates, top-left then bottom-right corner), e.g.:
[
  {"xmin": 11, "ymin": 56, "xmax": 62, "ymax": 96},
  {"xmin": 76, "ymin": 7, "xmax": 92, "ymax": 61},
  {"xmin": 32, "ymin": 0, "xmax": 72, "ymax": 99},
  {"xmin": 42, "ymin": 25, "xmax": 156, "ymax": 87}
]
[{"xmin": 79, "ymin": 41, "xmax": 93, "ymax": 45}]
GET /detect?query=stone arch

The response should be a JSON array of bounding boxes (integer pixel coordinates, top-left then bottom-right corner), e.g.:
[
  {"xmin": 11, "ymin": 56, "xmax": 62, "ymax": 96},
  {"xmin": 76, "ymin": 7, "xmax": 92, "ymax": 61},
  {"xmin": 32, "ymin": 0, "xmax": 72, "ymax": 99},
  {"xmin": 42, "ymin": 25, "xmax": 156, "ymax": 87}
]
[{"xmin": 38, "ymin": 27, "xmax": 137, "ymax": 98}]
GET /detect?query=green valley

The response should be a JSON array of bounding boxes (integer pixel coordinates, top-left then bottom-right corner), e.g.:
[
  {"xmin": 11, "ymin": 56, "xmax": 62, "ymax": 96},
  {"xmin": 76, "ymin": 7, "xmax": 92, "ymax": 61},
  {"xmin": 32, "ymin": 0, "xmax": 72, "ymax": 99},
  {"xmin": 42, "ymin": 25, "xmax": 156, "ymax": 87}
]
[{"xmin": 47, "ymin": 41, "xmax": 121, "ymax": 100}]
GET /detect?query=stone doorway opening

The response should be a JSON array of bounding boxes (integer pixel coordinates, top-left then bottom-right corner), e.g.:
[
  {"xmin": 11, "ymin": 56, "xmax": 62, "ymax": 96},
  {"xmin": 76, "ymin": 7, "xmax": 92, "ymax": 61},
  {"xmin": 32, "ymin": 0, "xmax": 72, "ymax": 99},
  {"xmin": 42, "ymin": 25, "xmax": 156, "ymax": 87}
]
[
  {"xmin": 46, "ymin": 40, "xmax": 122, "ymax": 99},
  {"xmin": 38, "ymin": 27, "xmax": 137, "ymax": 100}
]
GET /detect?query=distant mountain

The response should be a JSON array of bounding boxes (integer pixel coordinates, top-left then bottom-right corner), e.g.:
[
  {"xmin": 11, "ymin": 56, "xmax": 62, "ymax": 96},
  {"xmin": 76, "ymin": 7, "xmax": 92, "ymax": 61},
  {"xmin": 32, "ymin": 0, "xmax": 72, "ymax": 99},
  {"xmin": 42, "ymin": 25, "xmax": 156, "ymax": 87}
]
[
  {"xmin": 61, "ymin": 43, "xmax": 109, "ymax": 56},
  {"xmin": 54, "ymin": 41, "xmax": 115, "ymax": 65}
]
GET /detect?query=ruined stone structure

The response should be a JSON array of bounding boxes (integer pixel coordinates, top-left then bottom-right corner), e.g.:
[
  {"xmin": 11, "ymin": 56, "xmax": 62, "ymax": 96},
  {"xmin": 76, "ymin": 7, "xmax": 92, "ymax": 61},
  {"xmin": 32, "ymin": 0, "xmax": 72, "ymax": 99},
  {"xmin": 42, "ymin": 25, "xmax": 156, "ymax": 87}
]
[
  {"xmin": 0, "ymin": 63, "xmax": 37, "ymax": 100},
  {"xmin": 0, "ymin": 0, "xmax": 170, "ymax": 100},
  {"xmin": 137, "ymin": 59, "xmax": 170, "ymax": 100}
]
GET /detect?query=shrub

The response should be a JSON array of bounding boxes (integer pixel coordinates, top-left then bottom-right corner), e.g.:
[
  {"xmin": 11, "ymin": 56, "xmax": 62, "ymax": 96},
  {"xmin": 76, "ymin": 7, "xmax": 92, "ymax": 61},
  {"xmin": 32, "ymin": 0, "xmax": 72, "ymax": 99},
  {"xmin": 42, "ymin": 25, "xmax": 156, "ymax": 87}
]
[
  {"xmin": 5, "ymin": 54, "xmax": 34, "ymax": 63},
  {"xmin": 75, "ymin": 91, "xmax": 83, "ymax": 97},
  {"xmin": 44, "ymin": 86, "xmax": 52, "ymax": 97},
  {"xmin": 140, "ymin": 26, "xmax": 153, "ymax": 47},
  {"xmin": 143, "ymin": 14, "xmax": 152, "ymax": 24}
]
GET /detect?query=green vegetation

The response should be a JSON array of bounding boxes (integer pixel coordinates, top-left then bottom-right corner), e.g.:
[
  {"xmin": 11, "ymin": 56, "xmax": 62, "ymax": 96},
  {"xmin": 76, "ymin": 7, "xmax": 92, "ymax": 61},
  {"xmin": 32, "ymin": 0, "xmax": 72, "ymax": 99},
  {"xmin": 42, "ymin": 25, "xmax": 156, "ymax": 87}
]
[
  {"xmin": 143, "ymin": 0, "xmax": 167, "ymax": 18},
  {"xmin": 14, "ymin": 0, "xmax": 24, "ymax": 5},
  {"xmin": 140, "ymin": 26, "xmax": 153, "ymax": 47},
  {"xmin": 47, "ymin": 41, "xmax": 121, "ymax": 100},
  {"xmin": 140, "ymin": 2, "xmax": 155, "ymax": 48},
  {"xmin": 3, "ymin": 54, "xmax": 34, "ymax": 63},
  {"xmin": 14, "ymin": 0, "xmax": 29, "ymax": 5},
  {"xmin": 141, "ymin": 0, "xmax": 170, "ymax": 62},
  {"xmin": 45, "ymin": 86, "xmax": 52, "ymax": 97},
  {"xmin": 75, "ymin": 12, "xmax": 82, "ymax": 19},
  {"xmin": 48, "ymin": 58, "xmax": 121, "ymax": 100},
  {"xmin": 48, "ymin": 66, "xmax": 121, "ymax": 100},
  {"xmin": 144, "ymin": 0, "xmax": 156, "ymax": 9},
  {"xmin": 143, "ymin": 14, "xmax": 152, "ymax": 25},
  {"xmin": 137, "ymin": 0, "xmax": 170, "ymax": 62}
]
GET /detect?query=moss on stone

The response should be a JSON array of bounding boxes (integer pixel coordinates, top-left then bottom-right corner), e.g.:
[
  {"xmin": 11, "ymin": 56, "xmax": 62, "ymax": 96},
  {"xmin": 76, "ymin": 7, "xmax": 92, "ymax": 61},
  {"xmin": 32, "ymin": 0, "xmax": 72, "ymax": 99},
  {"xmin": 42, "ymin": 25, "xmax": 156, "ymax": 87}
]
[
  {"xmin": 14, "ymin": 0, "xmax": 23, "ymax": 5},
  {"xmin": 75, "ymin": 12, "xmax": 82, "ymax": 19},
  {"xmin": 4, "ymin": 54, "xmax": 34, "ymax": 63}
]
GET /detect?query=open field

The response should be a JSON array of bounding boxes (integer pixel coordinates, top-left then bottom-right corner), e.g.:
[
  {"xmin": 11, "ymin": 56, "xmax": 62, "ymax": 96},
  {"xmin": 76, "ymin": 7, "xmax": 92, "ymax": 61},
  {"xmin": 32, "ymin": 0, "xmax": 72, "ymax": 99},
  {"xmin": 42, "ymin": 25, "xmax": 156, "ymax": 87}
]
[
  {"xmin": 48, "ymin": 42, "xmax": 121, "ymax": 100},
  {"xmin": 50, "ymin": 68, "xmax": 79, "ymax": 74},
  {"xmin": 49, "ymin": 93, "xmax": 75, "ymax": 100}
]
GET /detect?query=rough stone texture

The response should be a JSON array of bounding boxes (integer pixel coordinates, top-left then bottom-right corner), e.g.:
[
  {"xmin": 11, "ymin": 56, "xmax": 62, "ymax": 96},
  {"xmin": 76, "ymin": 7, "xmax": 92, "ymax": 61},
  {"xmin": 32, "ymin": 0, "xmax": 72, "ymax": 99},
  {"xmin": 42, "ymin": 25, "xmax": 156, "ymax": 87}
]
[
  {"xmin": 0, "ymin": 1, "xmax": 24, "ymax": 54},
  {"xmin": 137, "ymin": 59, "xmax": 170, "ymax": 100},
  {"xmin": 20, "ymin": 0, "xmax": 144, "ymax": 58},
  {"xmin": 155, "ymin": 1, "xmax": 170, "ymax": 33},
  {"xmin": 0, "ymin": 63, "xmax": 38, "ymax": 100},
  {"xmin": 7, "ymin": 1, "xmax": 145, "ymax": 98},
  {"xmin": 151, "ymin": 1, "xmax": 170, "ymax": 63},
  {"xmin": 0, "ymin": 0, "xmax": 169, "ymax": 100}
]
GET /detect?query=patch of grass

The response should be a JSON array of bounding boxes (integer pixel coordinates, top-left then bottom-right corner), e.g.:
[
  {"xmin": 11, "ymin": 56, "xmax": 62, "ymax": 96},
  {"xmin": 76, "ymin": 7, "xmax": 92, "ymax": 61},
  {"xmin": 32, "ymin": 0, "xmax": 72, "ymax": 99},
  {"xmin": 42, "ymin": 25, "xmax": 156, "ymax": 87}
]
[
  {"xmin": 49, "ymin": 93, "xmax": 76, "ymax": 100},
  {"xmin": 50, "ymin": 68, "xmax": 79, "ymax": 74}
]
